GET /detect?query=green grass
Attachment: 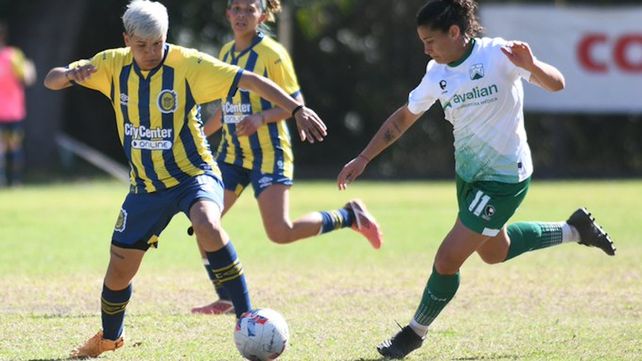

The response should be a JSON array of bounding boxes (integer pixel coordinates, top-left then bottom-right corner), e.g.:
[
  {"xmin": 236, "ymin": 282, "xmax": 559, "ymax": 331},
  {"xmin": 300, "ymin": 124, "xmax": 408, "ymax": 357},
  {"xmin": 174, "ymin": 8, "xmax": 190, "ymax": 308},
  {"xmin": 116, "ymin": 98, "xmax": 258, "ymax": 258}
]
[{"xmin": 0, "ymin": 180, "xmax": 640, "ymax": 360}]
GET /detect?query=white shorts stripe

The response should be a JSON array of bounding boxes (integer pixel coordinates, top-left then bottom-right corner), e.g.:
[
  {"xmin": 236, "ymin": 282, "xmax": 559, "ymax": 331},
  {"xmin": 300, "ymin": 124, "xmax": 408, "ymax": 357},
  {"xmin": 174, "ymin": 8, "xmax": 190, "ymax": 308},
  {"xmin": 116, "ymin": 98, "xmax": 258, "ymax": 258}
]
[
  {"xmin": 482, "ymin": 227, "xmax": 500, "ymax": 237},
  {"xmin": 468, "ymin": 190, "xmax": 483, "ymax": 212},
  {"xmin": 473, "ymin": 195, "xmax": 491, "ymax": 216}
]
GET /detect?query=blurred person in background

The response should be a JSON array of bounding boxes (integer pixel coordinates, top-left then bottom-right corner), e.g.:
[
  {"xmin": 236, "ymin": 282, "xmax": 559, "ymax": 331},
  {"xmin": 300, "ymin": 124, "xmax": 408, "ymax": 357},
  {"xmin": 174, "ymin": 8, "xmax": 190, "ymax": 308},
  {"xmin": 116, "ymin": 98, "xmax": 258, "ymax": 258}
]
[
  {"xmin": 337, "ymin": 0, "xmax": 616, "ymax": 358},
  {"xmin": 189, "ymin": 0, "xmax": 383, "ymax": 316},
  {"xmin": 0, "ymin": 21, "xmax": 36, "ymax": 187},
  {"xmin": 44, "ymin": 0, "xmax": 327, "ymax": 357}
]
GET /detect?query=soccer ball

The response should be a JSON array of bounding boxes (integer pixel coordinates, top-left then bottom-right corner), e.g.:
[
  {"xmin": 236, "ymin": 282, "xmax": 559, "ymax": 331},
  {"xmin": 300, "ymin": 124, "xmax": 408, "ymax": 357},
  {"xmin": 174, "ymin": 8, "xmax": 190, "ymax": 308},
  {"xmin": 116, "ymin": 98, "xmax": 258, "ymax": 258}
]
[{"xmin": 234, "ymin": 308, "xmax": 289, "ymax": 361}]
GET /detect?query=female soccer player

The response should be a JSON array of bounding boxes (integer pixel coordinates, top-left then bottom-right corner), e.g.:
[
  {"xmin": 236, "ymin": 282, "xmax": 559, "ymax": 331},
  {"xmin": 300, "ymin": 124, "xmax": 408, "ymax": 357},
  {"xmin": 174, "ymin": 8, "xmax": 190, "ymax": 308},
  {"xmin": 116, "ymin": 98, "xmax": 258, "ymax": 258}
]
[
  {"xmin": 336, "ymin": 0, "xmax": 616, "ymax": 358},
  {"xmin": 44, "ymin": 0, "xmax": 326, "ymax": 358},
  {"xmin": 190, "ymin": 0, "xmax": 383, "ymax": 316}
]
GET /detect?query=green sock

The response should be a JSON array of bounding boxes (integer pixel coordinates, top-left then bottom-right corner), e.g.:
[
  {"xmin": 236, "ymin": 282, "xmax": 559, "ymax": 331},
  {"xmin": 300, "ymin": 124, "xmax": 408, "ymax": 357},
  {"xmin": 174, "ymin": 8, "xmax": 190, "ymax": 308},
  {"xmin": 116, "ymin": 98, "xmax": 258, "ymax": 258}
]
[
  {"xmin": 412, "ymin": 267, "xmax": 460, "ymax": 333},
  {"xmin": 505, "ymin": 222, "xmax": 564, "ymax": 261}
]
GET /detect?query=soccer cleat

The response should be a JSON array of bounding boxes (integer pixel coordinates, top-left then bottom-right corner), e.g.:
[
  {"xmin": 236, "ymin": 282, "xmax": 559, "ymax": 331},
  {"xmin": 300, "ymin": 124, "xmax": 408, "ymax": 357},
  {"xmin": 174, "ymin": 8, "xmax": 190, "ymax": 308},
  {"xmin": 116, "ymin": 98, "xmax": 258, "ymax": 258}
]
[
  {"xmin": 70, "ymin": 331, "xmax": 124, "ymax": 359},
  {"xmin": 567, "ymin": 208, "xmax": 616, "ymax": 256},
  {"xmin": 377, "ymin": 325, "xmax": 424, "ymax": 359},
  {"xmin": 191, "ymin": 299, "xmax": 235, "ymax": 315},
  {"xmin": 347, "ymin": 199, "xmax": 383, "ymax": 249}
]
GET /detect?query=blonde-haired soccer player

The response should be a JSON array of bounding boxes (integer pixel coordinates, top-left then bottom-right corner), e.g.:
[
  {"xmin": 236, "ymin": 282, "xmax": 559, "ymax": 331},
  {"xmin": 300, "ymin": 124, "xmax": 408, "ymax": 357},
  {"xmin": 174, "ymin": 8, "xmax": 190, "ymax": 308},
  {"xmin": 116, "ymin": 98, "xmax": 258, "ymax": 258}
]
[
  {"xmin": 190, "ymin": 0, "xmax": 384, "ymax": 316},
  {"xmin": 44, "ymin": 0, "xmax": 326, "ymax": 358},
  {"xmin": 337, "ymin": 0, "xmax": 616, "ymax": 358}
]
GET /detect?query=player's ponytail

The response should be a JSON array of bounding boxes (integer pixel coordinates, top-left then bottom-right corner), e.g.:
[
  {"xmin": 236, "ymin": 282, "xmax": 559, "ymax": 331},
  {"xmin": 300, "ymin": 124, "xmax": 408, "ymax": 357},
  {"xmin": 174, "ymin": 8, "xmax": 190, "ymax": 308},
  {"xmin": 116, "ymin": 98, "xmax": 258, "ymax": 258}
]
[
  {"xmin": 264, "ymin": 0, "xmax": 282, "ymax": 23},
  {"xmin": 416, "ymin": 0, "xmax": 483, "ymax": 38}
]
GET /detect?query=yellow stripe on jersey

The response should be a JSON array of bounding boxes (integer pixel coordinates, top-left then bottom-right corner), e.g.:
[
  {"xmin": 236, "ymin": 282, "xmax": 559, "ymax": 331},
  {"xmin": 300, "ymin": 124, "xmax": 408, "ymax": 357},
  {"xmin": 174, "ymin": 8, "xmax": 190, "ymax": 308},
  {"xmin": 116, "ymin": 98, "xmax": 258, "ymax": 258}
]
[
  {"xmin": 216, "ymin": 33, "xmax": 298, "ymax": 177},
  {"xmin": 68, "ymin": 44, "xmax": 240, "ymax": 193}
]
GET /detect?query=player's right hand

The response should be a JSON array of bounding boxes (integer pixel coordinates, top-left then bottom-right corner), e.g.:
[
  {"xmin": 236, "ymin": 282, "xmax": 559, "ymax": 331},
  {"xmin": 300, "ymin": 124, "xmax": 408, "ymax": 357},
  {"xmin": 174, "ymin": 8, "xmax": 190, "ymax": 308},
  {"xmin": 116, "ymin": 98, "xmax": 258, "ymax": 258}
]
[
  {"xmin": 294, "ymin": 107, "xmax": 327, "ymax": 143},
  {"xmin": 337, "ymin": 155, "xmax": 369, "ymax": 190},
  {"xmin": 66, "ymin": 64, "xmax": 97, "ymax": 83}
]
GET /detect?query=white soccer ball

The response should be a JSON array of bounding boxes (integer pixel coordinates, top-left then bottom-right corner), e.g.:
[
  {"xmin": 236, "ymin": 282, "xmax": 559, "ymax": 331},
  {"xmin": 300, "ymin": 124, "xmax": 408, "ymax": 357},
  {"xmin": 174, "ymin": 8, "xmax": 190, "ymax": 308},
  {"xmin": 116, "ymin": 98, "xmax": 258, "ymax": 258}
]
[{"xmin": 234, "ymin": 308, "xmax": 289, "ymax": 361}]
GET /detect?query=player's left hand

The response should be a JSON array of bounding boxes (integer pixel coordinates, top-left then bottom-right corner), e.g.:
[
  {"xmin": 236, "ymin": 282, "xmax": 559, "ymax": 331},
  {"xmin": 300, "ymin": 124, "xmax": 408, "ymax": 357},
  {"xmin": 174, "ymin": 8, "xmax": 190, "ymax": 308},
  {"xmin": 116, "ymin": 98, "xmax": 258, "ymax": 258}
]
[
  {"xmin": 294, "ymin": 107, "xmax": 327, "ymax": 143},
  {"xmin": 501, "ymin": 41, "xmax": 536, "ymax": 72},
  {"xmin": 337, "ymin": 155, "xmax": 369, "ymax": 190},
  {"xmin": 236, "ymin": 113, "xmax": 263, "ymax": 137}
]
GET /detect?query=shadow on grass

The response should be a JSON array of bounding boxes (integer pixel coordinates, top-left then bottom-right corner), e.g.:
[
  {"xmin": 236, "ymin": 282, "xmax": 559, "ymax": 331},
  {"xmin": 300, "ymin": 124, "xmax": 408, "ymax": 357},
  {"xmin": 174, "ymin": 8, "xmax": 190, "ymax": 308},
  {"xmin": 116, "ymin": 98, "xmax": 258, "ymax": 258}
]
[{"xmin": 453, "ymin": 354, "xmax": 521, "ymax": 360}]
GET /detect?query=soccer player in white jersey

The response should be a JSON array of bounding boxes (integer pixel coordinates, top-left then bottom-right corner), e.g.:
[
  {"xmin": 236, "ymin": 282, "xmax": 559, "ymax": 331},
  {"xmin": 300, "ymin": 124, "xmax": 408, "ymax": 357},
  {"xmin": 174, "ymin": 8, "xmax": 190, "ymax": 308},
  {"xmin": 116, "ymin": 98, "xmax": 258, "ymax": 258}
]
[{"xmin": 336, "ymin": 0, "xmax": 616, "ymax": 358}]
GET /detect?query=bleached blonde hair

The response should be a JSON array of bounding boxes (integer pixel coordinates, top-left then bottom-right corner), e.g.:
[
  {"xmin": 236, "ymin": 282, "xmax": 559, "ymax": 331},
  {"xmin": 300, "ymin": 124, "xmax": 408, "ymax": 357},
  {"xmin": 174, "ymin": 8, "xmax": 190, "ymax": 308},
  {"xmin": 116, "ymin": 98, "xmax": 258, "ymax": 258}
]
[{"xmin": 122, "ymin": 0, "xmax": 169, "ymax": 39}]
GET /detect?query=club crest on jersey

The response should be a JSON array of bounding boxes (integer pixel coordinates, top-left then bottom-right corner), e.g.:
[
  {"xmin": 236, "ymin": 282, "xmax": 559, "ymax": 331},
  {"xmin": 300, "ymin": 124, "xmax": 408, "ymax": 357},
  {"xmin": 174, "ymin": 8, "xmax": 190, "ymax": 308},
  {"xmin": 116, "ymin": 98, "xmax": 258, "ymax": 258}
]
[
  {"xmin": 115, "ymin": 208, "xmax": 127, "ymax": 232},
  {"xmin": 157, "ymin": 89, "xmax": 178, "ymax": 114},
  {"xmin": 470, "ymin": 63, "xmax": 485, "ymax": 80}
]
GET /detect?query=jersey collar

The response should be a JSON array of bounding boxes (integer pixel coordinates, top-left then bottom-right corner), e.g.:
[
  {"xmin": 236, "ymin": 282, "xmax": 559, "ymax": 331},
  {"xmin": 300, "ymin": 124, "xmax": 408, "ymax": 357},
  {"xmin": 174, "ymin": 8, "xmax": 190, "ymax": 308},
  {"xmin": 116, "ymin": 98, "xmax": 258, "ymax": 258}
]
[
  {"xmin": 447, "ymin": 38, "xmax": 476, "ymax": 68},
  {"xmin": 230, "ymin": 32, "xmax": 265, "ymax": 65}
]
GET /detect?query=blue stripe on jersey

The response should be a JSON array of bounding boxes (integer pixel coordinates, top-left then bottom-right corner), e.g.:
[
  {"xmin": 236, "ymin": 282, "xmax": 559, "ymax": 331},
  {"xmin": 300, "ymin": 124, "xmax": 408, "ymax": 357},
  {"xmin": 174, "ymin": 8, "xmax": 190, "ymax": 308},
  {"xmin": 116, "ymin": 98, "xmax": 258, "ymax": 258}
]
[
  {"xmin": 227, "ymin": 69, "xmax": 243, "ymax": 99},
  {"xmin": 119, "ymin": 64, "xmax": 142, "ymax": 189},
  {"xmin": 181, "ymin": 81, "xmax": 210, "ymax": 171},
  {"xmin": 223, "ymin": 49, "xmax": 231, "ymax": 63},
  {"xmin": 137, "ymin": 73, "xmax": 165, "ymax": 191},
  {"xmin": 161, "ymin": 66, "xmax": 190, "ymax": 182}
]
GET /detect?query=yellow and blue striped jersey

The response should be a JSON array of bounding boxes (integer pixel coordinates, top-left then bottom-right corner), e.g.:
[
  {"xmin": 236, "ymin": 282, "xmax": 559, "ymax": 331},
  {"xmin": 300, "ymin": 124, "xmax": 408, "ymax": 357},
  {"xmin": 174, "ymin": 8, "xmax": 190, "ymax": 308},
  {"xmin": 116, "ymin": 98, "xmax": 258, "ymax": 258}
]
[
  {"xmin": 68, "ymin": 44, "xmax": 243, "ymax": 193},
  {"xmin": 216, "ymin": 33, "xmax": 300, "ymax": 176}
]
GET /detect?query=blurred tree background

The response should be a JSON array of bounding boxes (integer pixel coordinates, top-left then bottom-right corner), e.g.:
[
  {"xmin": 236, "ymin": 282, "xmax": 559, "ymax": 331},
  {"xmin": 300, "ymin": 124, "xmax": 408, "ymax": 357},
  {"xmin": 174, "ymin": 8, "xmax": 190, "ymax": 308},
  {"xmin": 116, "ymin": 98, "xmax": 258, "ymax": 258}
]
[{"xmin": 1, "ymin": 0, "xmax": 640, "ymax": 180}]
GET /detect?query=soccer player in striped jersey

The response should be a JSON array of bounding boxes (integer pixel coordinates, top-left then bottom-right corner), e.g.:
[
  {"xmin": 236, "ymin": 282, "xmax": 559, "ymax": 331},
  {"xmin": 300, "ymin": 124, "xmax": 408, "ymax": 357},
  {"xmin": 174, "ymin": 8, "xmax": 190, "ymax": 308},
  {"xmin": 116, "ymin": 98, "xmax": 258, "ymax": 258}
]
[
  {"xmin": 190, "ymin": 0, "xmax": 384, "ymax": 316},
  {"xmin": 44, "ymin": 0, "xmax": 326, "ymax": 358},
  {"xmin": 337, "ymin": 0, "xmax": 616, "ymax": 358}
]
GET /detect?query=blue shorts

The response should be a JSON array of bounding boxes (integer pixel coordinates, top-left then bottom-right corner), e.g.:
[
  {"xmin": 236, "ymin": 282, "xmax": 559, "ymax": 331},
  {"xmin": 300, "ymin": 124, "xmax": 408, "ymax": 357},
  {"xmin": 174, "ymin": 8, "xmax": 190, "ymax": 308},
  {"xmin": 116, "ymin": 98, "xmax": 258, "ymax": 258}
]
[
  {"xmin": 112, "ymin": 172, "xmax": 224, "ymax": 250},
  {"xmin": 218, "ymin": 162, "xmax": 293, "ymax": 198}
]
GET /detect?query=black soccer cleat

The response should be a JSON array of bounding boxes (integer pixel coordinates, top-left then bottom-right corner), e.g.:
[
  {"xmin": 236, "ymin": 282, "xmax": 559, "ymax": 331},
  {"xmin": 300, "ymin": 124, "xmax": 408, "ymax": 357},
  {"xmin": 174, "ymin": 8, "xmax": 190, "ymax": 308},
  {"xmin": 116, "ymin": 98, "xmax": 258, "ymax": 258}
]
[
  {"xmin": 567, "ymin": 208, "xmax": 616, "ymax": 256},
  {"xmin": 377, "ymin": 325, "xmax": 424, "ymax": 359}
]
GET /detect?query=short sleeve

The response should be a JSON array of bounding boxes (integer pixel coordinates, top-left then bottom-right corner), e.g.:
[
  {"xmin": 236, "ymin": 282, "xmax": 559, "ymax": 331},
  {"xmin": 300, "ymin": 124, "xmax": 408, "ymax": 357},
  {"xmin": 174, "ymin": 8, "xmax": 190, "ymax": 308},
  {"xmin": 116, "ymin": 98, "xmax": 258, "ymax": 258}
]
[
  {"xmin": 68, "ymin": 50, "xmax": 113, "ymax": 96},
  {"xmin": 267, "ymin": 49, "xmax": 300, "ymax": 97},
  {"xmin": 407, "ymin": 69, "xmax": 437, "ymax": 115},
  {"xmin": 495, "ymin": 38, "xmax": 531, "ymax": 80},
  {"xmin": 186, "ymin": 50, "xmax": 243, "ymax": 104}
]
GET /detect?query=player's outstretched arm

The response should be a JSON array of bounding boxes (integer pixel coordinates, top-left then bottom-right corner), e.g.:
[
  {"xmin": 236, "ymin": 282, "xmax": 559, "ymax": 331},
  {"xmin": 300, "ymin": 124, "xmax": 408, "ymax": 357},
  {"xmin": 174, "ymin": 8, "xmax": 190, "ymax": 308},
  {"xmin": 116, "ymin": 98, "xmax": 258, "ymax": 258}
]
[
  {"xmin": 235, "ymin": 93, "xmax": 304, "ymax": 137},
  {"xmin": 238, "ymin": 71, "xmax": 327, "ymax": 143},
  {"xmin": 44, "ymin": 65, "xmax": 96, "ymax": 90},
  {"xmin": 501, "ymin": 41, "xmax": 565, "ymax": 92},
  {"xmin": 337, "ymin": 105, "xmax": 421, "ymax": 190}
]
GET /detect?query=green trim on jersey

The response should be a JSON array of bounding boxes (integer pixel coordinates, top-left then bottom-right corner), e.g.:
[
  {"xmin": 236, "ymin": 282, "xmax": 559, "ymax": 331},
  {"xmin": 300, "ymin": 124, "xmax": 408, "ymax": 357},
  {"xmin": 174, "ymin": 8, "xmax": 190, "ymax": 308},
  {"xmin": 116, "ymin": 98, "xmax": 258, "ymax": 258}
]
[
  {"xmin": 456, "ymin": 174, "xmax": 530, "ymax": 236},
  {"xmin": 448, "ymin": 38, "xmax": 476, "ymax": 67}
]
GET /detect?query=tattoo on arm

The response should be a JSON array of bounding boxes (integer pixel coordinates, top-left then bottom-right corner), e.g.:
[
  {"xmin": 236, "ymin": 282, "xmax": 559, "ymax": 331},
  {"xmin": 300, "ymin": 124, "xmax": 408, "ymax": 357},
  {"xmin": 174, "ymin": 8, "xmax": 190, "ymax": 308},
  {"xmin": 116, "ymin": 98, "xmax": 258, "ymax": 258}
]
[{"xmin": 383, "ymin": 119, "xmax": 404, "ymax": 144}]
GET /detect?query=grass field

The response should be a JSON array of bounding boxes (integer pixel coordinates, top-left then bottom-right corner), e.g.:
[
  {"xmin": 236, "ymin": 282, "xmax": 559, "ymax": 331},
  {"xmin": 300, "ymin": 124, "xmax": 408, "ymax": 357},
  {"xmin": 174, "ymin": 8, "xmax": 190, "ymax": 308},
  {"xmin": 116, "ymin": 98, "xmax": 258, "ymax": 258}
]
[{"xmin": 0, "ymin": 180, "xmax": 640, "ymax": 361}]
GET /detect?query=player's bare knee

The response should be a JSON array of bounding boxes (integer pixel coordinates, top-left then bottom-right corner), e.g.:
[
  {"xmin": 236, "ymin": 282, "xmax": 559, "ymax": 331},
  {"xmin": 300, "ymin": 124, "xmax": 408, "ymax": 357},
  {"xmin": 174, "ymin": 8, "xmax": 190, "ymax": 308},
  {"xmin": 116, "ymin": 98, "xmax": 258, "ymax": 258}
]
[
  {"xmin": 479, "ymin": 253, "xmax": 504, "ymax": 265},
  {"xmin": 433, "ymin": 256, "xmax": 460, "ymax": 275},
  {"xmin": 265, "ymin": 226, "xmax": 293, "ymax": 244}
]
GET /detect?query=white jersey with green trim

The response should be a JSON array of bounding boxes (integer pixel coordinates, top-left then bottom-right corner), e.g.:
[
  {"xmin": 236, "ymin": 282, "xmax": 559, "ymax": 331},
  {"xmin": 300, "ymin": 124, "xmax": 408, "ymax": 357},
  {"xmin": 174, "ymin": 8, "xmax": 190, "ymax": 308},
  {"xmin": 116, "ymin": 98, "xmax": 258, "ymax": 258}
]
[{"xmin": 408, "ymin": 37, "xmax": 533, "ymax": 183}]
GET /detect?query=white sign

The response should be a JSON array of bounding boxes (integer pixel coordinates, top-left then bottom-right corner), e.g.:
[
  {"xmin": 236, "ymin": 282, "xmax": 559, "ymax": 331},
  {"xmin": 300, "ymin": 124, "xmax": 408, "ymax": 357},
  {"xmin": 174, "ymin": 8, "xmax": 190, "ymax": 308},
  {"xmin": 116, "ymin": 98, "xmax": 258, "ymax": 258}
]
[{"xmin": 480, "ymin": 5, "xmax": 642, "ymax": 113}]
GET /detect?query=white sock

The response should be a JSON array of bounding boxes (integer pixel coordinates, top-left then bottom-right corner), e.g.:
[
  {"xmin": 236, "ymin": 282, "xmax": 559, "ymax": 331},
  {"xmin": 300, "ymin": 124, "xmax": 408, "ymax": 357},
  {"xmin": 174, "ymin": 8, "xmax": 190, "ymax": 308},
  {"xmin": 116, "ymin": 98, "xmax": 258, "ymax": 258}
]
[
  {"xmin": 409, "ymin": 318, "xmax": 429, "ymax": 338},
  {"xmin": 562, "ymin": 223, "xmax": 581, "ymax": 243}
]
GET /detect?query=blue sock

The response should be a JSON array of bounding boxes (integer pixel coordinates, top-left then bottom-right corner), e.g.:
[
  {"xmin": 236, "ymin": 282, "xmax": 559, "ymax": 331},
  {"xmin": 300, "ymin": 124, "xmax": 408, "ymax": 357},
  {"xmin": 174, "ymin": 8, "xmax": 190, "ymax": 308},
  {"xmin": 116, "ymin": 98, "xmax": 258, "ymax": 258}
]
[
  {"xmin": 203, "ymin": 260, "xmax": 231, "ymax": 301},
  {"xmin": 101, "ymin": 284, "xmax": 131, "ymax": 340},
  {"xmin": 205, "ymin": 242, "xmax": 251, "ymax": 318},
  {"xmin": 319, "ymin": 207, "xmax": 354, "ymax": 234}
]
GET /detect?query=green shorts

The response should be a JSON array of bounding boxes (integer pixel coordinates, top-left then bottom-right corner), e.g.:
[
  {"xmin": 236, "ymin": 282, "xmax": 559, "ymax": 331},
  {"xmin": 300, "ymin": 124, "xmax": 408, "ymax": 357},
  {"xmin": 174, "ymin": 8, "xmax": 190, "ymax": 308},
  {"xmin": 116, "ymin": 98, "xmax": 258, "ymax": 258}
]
[{"xmin": 456, "ymin": 175, "xmax": 530, "ymax": 237}]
